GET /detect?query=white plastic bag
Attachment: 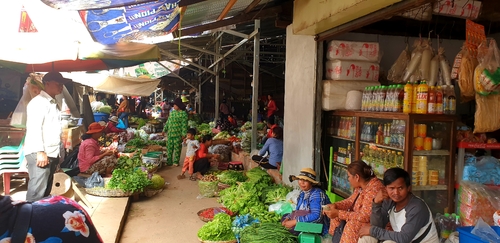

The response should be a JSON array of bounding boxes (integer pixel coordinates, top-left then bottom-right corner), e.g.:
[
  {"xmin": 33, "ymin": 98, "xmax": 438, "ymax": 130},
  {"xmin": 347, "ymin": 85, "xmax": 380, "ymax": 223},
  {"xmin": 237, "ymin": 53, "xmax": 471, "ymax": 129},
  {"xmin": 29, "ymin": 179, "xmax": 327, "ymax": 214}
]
[
  {"xmin": 471, "ymin": 217, "xmax": 500, "ymax": 242},
  {"xmin": 285, "ymin": 189, "xmax": 301, "ymax": 209},
  {"xmin": 269, "ymin": 201, "xmax": 287, "ymax": 212}
]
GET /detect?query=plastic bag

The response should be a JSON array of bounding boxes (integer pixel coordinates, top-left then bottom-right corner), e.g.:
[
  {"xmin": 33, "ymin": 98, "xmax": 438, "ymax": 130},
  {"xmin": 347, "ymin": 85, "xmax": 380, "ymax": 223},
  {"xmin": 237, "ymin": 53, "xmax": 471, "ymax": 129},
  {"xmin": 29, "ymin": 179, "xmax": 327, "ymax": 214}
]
[
  {"xmin": 198, "ymin": 180, "xmax": 218, "ymax": 198},
  {"xmin": 471, "ymin": 217, "xmax": 500, "ymax": 242},
  {"xmin": 480, "ymin": 39, "xmax": 500, "ymax": 93},
  {"xmin": 85, "ymin": 172, "xmax": 104, "ymax": 188},
  {"xmin": 474, "ymin": 93, "xmax": 500, "ymax": 133},
  {"xmin": 116, "ymin": 119, "xmax": 126, "ymax": 129},
  {"xmin": 275, "ymin": 202, "xmax": 293, "ymax": 216},
  {"xmin": 458, "ymin": 181, "xmax": 500, "ymax": 226},
  {"xmin": 458, "ymin": 47, "xmax": 478, "ymax": 102},
  {"xmin": 463, "ymin": 156, "xmax": 500, "ymax": 185},
  {"xmin": 285, "ymin": 189, "xmax": 301, "ymax": 208},
  {"xmin": 387, "ymin": 45, "xmax": 410, "ymax": 83}
]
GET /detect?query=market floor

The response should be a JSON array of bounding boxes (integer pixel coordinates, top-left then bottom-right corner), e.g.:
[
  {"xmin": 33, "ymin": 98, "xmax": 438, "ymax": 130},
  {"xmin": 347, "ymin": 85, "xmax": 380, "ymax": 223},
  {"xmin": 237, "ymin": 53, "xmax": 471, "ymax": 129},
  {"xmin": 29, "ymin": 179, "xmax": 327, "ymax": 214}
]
[{"xmin": 119, "ymin": 165, "xmax": 221, "ymax": 243}]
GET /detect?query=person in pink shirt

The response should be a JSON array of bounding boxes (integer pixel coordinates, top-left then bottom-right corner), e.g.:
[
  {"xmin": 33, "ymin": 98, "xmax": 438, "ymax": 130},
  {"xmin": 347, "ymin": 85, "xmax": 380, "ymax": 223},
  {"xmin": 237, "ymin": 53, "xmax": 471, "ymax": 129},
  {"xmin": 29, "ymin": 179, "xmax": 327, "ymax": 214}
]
[{"xmin": 78, "ymin": 122, "xmax": 116, "ymax": 176}]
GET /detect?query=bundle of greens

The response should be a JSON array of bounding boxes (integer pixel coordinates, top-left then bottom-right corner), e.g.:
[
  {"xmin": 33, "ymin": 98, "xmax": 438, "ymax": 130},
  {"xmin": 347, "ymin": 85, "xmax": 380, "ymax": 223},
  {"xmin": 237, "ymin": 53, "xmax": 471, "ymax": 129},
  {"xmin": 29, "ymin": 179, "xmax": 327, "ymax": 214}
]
[
  {"xmin": 246, "ymin": 167, "xmax": 273, "ymax": 186},
  {"xmin": 260, "ymin": 184, "xmax": 293, "ymax": 204},
  {"xmin": 107, "ymin": 168, "xmax": 152, "ymax": 193},
  {"xmin": 217, "ymin": 171, "xmax": 247, "ymax": 185},
  {"xmin": 240, "ymin": 222, "xmax": 297, "ymax": 243},
  {"xmin": 213, "ymin": 131, "xmax": 231, "ymax": 140},
  {"xmin": 197, "ymin": 213, "xmax": 236, "ymax": 241},
  {"xmin": 126, "ymin": 138, "xmax": 147, "ymax": 148},
  {"xmin": 116, "ymin": 155, "xmax": 142, "ymax": 170}
]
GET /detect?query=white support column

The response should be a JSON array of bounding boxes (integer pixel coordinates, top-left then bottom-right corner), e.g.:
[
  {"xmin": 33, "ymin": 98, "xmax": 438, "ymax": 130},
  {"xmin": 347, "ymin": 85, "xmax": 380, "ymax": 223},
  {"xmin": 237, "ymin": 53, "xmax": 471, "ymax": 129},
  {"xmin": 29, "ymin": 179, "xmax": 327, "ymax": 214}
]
[
  {"xmin": 251, "ymin": 19, "xmax": 260, "ymax": 152},
  {"xmin": 214, "ymin": 36, "xmax": 221, "ymax": 122}
]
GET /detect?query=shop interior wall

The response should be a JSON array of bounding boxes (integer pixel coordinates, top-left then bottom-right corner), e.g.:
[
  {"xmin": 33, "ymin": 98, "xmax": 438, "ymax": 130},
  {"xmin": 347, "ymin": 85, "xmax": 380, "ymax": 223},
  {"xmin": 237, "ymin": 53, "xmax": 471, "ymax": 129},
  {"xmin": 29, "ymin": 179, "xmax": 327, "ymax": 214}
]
[
  {"xmin": 0, "ymin": 69, "xmax": 25, "ymax": 119},
  {"xmin": 283, "ymin": 24, "xmax": 318, "ymax": 186}
]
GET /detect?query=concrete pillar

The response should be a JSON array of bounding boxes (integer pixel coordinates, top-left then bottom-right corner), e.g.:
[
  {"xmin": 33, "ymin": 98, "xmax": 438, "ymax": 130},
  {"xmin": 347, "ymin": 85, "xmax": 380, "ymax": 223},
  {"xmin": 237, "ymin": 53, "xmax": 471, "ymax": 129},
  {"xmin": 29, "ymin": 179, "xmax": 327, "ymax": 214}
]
[{"xmin": 282, "ymin": 25, "xmax": 318, "ymax": 183}]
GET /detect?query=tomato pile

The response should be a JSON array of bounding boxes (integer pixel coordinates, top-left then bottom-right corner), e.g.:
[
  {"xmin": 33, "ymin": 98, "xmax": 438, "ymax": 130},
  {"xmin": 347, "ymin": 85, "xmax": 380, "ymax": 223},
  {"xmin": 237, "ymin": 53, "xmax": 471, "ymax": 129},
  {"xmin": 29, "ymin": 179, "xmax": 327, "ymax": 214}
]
[{"xmin": 199, "ymin": 207, "xmax": 234, "ymax": 219}]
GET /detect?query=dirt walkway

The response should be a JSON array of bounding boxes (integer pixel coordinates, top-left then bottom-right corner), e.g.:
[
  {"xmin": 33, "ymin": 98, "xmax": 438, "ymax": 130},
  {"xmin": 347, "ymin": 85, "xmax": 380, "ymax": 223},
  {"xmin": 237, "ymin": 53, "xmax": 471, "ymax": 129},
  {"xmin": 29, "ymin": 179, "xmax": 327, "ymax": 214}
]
[{"xmin": 119, "ymin": 165, "xmax": 220, "ymax": 243}]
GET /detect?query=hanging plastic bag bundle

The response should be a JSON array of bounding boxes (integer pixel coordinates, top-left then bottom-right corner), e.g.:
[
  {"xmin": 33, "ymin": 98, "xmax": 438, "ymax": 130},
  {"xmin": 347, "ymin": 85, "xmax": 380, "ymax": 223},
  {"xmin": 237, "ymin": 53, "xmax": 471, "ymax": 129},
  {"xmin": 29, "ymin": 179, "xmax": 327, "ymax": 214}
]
[{"xmin": 479, "ymin": 39, "xmax": 500, "ymax": 93}]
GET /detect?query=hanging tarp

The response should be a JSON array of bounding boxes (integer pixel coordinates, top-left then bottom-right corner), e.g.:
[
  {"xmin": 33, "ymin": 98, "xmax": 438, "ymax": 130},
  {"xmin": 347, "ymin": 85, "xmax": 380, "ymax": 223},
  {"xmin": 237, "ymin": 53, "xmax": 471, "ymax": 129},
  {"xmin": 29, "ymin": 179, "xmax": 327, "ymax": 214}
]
[
  {"xmin": 0, "ymin": 42, "xmax": 160, "ymax": 73},
  {"xmin": 67, "ymin": 72, "xmax": 161, "ymax": 97},
  {"xmin": 79, "ymin": 0, "xmax": 181, "ymax": 45}
]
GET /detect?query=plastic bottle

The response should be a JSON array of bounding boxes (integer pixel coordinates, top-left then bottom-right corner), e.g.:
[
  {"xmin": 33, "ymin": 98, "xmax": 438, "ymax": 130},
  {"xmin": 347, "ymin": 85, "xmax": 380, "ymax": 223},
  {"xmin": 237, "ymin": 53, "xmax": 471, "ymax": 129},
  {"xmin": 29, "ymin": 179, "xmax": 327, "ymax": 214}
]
[
  {"xmin": 376, "ymin": 124, "xmax": 384, "ymax": 144},
  {"xmin": 403, "ymin": 81, "xmax": 413, "ymax": 113},
  {"xmin": 383, "ymin": 85, "xmax": 391, "ymax": 112},
  {"xmin": 448, "ymin": 85, "xmax": 456, "ymax": 115},
  {"xmin": 380, "ymin": 86, "xmax": 387, "ymax": 112},
  {"xmin": 411, "ymin": 81, "xmax": 419, "ymax": 113},
  {"xmin": 454, "ymin": 215, "xmax": 461, "ymax": 232},
  {"xmin": 427, "ymin": 86, "xmax": 436, "ymax": 114},
  {"xmin": 440, "ymin": 213, "xmax": 452, "ymax": 242},
  {"xmin": 416, "ymin": 80, "xmax": 429, "ymax": 114},
  {"xmin": 442, "ymin": 85, "xmax": 450, "ymax": 114},
  {"xmin": 397, "ymin": 84, "xmax": 405, "ymax": 112},
  {"xmin": 436, "ymin": 86, "xmax": 444, "ymax": 114}
]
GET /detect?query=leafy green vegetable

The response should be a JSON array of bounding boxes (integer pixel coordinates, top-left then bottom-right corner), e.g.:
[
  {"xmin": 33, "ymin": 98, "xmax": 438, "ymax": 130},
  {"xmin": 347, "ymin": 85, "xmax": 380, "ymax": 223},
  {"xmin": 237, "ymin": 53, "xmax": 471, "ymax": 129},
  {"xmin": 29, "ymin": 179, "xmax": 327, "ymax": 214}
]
[
  {"xmin": 240, "ymin": 222, "xmax": 297, "ymax": 243},
  {"xmin": 246, "ymin": 167, "xmax": 273, "ymax": 186},
  {"xmin": 126, "ymin": 138, "xmax": 147, "ymax": 148},
  {"xmin": 137, "ymin": 118, "xmax": 147, "ymax": 129},
  {"xmin": 116, "ymin": 155, "xmax": 142, "ymax": 170},
  {"xmin": 260, "ymin": 184, "xmax": 293, "ymax": 204},
  {"xmin": 108, "ymin": 168, "xmax": 151, "ymax": 193},
  {"xmin": 196, "ymin": 123, "xmax": 213, "ymax": 136},
  {"xmin": 197, "ymin": 213, "xmax": 236, "ymax": 241},
  {"xmin": 98, "ymin": 105, "xmax": 112, "ymax": 114},
  {"xmin": 213, "ymin": 131, "xmax": 231, "ymax": 140},
  {"xmin": 217, "ymin": 171, "xmax": 247, "ymax": 185}
]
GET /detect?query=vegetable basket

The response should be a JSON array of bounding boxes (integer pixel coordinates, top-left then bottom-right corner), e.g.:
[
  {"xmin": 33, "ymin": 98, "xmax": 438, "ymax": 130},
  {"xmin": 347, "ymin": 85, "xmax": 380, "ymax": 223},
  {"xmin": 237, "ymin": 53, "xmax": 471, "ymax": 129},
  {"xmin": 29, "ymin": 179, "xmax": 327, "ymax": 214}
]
[
  {"xmin": 198, "ymin": 238, "xmax": 236, "ymax": 243},
  {"xmin": 197, "ymin": 207, "xmax": 235, "ymax": 222},
  {"xmin": 143, "ymin": 187, "xmax": 163, "ymax": 198},
  {"xmin": 85, "ymin": 187, "xmax": 136, "ymax": 197}
]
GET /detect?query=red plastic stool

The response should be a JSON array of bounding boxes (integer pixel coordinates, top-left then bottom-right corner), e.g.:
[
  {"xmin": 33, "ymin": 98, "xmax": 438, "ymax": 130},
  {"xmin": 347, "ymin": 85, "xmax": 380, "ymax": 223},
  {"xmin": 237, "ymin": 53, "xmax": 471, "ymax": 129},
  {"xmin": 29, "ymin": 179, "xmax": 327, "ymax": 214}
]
[{"xmin": 228, "ymin": 161, "xmax": 244, "ymax": 171}]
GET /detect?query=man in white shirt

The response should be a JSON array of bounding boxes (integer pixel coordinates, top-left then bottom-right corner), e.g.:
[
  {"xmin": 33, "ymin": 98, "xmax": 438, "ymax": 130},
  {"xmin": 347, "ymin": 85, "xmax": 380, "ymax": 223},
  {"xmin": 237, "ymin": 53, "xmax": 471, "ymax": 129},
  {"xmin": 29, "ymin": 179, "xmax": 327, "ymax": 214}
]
[{"xmin": 24, "ymin": 72, "xmax": 71, "ymax": 202}]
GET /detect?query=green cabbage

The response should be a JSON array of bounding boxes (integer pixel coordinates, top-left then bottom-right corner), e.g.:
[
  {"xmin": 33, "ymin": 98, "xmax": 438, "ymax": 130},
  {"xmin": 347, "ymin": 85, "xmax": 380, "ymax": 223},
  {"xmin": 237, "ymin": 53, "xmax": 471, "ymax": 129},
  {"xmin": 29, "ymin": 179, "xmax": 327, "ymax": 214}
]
[
  {"xmin": 150, "ymin": 174, "xmax": 165, "ymax": 190},
  {"xmin": 99, "ymin": 105, "xmax": 112, "ymax": 114}
]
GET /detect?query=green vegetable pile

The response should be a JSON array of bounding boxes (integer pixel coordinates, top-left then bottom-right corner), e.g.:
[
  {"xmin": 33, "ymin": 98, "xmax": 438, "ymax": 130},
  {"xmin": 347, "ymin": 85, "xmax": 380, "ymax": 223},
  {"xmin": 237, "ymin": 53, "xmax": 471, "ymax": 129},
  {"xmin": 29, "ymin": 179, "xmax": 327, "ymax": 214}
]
[
  {"xmin": 197, "ymin": 213, "xmax": 236, "ymax": 241},
  {"xmin": 116, "ymin": 155, "xmax": 142, "ymax": 170},
  {"xmin": 218, "ymin": 168, "xmax": 281, "ymax": 223},
  {"xmin": 217, "ymin": 171, "xmax": 247, "ymax": 185},
  {"xmin": 126, "ymin": 138, "xmax": 147, "ymax": 148},
  {"xmin": 240, "ymin": 222, "xmax": 297, "ymax": 243},
  {"xmin": 196, "ymin": 123, "xmax": 213, "ymax": 136},
  {"xmin": 136, "ymin": 118, "xmax": 147, "ymax": 129},
  {"xmin": 107, "ymin": 168, "xmax": 151, "ymax": 193},
  {"xmin": 98, "ymin": 105, "xmax": 112, "ymax": 114},
  {"xmin": 260, "ymin": 184, "xmax": 292, "ymax": 204},
  {"xmin": 146, "ymin": 139, "xmax": 166, "ymax": 147},
  {"xmin": 213, "ymin": 131, "xmax": 231, "ymax": 140}
]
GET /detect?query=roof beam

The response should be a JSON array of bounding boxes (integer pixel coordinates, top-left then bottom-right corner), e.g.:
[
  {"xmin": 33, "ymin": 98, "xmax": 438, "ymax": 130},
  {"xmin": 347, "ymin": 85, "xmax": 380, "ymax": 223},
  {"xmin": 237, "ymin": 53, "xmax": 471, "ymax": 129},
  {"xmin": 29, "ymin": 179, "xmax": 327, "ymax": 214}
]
[
  {"xmin": 239, "ymin": 60, "xmax": 284, "ymax": 79},
  {"xmin": 207, "ymin": 29, "xmax": 258, "ymax": 70},
  {"xmin": 179, "ymin": 4, "xmax": 282, "ymax": 36},
  {"xmin": 164, "ymin": 59, "xmax": 202, "ymax": 73},
  {"xmin": 160, "ymin": 49, "xmax": 215, "ymax": 75},
  {"xmin": 179, "ymin": 0, "xmax": 207, "ymax": 7},
  {"xmin": 223, "ymin": 30, "xmax": 249, "ymax": 39},
  {"xmin": 217, "ymin": 0, "xmax": 238, "ymax": 21},
  {"xmin": 244, "ymin": 0, "xmax": 261, "ymax": 14},
  {"xmin": 157, "ymin": 62, "xmax": 197, "ymax": 90},
  {"xmin": 166, "ymin": 41, "xmax": 221, "ymax": 57}
]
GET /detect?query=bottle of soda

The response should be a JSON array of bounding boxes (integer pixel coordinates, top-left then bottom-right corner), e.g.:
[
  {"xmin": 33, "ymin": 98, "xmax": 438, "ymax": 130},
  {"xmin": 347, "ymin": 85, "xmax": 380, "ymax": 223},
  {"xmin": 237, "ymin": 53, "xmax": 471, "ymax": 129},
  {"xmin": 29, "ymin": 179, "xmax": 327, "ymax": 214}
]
[
  {"xmin": 411, "ymin": 81, "xmax": 419, "ymax": 113},
  {"xmin": 436, "ymin": 86, "xmax": 444, "ymax": 114},
  {"xmin": 416, "ymin": 80, "xmax": 429, "ymax": 114},
  {"xmin": 449, "ymin": 85, "xmax": 456, "ymax": 115},
  {"xmin": 427, "ymin": 86, "xmax": 436, "ymax": 114},
  {"xmin": 403, "ymin": 81, "xmax": 413, "ymax": 113},
  {"xmin": 442, "ymin": 85, "xmax": 450, "ymax": 114}
]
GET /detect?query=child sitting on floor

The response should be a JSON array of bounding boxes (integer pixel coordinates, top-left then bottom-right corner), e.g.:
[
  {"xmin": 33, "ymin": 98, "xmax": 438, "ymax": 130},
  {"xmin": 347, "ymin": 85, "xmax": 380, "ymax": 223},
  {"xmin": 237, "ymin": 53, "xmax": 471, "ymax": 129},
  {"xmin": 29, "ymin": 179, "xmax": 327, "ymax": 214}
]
[{"xmin": 177, "ymin": 128, "xmax": 200, "ymax": 180}]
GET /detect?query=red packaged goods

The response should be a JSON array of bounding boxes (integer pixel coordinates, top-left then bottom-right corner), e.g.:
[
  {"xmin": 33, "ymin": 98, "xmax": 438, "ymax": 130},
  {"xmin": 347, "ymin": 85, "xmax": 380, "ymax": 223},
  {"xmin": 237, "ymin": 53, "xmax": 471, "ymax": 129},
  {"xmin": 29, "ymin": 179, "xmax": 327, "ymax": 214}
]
[
  {"xmin": 458, "ymin": 181, "xmax": 500, "ymax": 226},
  {"xmin": 326, "ymin": 41, "xmax": 380, "ymax": 62}
]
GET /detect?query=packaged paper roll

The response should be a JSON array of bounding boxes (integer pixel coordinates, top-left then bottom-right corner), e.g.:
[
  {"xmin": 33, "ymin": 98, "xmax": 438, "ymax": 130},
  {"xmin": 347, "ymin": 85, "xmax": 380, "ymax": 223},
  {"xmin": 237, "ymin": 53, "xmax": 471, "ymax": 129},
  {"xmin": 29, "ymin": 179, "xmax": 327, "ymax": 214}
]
[{"xmin": 345, "ymin": 90, "xmax": 363, "ymax": 110}]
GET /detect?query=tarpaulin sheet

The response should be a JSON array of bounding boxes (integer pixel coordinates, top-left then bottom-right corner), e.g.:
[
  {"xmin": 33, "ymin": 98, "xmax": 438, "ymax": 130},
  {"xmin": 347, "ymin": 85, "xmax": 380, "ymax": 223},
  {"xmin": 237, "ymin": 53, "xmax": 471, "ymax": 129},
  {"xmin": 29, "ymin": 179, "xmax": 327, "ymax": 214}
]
[
  {"xmin": 42, "ymin": 0, "xmax": 153, "ymax": 10},
  {"xmin": 67, "ymin": 72, "xmax": 161, "ymax": 96},
  {"xmin": 79, "ymin": 0, "xmax": 181, "ymax": 45}
]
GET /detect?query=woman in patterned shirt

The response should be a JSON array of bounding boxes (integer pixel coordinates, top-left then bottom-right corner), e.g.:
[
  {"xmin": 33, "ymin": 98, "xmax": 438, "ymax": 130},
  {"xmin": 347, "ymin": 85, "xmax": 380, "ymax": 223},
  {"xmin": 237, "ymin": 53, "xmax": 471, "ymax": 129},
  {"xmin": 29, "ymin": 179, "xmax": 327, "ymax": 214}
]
[
  {"xmin": 163, "ymin": 98, "xmax": 188, "ymax": 166},
  {"xmin": 323, "ymin": 161, "xmax": 384, "ymax": 243}
]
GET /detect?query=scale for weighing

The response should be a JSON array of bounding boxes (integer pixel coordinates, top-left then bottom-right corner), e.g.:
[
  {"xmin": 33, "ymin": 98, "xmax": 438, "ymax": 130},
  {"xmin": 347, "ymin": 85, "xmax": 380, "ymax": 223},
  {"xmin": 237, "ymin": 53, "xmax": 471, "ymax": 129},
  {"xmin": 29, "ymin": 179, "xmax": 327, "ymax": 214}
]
[{"xmin": 295, "ymin": 222, "xmax": 323, "ymax": 243}]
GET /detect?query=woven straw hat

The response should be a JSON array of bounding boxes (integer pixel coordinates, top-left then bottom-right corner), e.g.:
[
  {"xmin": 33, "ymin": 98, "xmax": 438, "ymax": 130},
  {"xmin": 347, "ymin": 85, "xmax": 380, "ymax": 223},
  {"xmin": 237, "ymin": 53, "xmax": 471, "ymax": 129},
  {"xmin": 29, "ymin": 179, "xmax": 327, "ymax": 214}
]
[{"xmin": 289, "ymin": 168, "xmax": 320, "ymax": 185}]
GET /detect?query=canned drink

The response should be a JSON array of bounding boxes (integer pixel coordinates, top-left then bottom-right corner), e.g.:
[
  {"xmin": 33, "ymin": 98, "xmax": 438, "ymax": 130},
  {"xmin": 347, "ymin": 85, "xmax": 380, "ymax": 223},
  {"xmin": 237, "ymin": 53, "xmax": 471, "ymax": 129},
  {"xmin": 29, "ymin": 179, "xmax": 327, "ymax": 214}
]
[
  {"xmin": 424, "ymin": 137, "xmax": 433, "ymax": 151},
  {"xmin": 413, "ymin": 124, "xmax": 418, "ymax": 138},
  {"xmin": 414, "ymin": 137, "xmax": 424, "ymax": 150},
  {"xmin": 417, "ymin": 124, "xmax": 427, "ymax": 137}
]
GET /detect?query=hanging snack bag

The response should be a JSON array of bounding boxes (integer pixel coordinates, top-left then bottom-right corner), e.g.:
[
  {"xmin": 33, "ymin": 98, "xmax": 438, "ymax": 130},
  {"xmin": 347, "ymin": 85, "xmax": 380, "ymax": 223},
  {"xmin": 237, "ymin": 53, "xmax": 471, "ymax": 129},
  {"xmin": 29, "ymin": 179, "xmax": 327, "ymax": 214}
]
[
  {"xmin": 459, "ymin": 48, "xmax": 479, "ymax": 102},
  {"xmin": 479, "ymin": 39, "xmax": 500, "ymax": 93},
  {"xmin": 387, "ymin": 44, "xmax": 410, "ymax": 83}
]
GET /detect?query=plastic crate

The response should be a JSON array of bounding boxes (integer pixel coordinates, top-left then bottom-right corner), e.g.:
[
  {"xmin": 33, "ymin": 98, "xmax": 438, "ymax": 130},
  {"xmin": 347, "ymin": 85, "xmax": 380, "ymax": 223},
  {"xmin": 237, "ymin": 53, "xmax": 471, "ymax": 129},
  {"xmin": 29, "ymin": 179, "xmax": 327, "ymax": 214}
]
[
  {"xmin": 457, "ymin": 226, "xmax": 500, "ymax": 243},
  {"xmin": 93, "ymin": 112, "xmax": 110, "ymax": 122}
]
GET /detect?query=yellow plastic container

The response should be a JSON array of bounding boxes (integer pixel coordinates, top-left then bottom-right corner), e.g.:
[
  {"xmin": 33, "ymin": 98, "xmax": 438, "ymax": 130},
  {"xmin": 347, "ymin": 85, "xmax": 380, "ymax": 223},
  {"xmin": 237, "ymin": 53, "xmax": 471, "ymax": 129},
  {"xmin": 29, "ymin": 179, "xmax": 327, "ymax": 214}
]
[{"xmin": 416, "ymin": 81, "xmax": 429, "ymax": 114}]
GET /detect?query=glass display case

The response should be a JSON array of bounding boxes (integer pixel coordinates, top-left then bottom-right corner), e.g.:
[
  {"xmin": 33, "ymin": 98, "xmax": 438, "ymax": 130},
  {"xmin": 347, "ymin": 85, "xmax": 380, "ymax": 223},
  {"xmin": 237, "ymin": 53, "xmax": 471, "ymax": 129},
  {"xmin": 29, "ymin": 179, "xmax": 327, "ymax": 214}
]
[{"xmin": 323, "ymin": 111, "xmax": 456, "ymax": 214}]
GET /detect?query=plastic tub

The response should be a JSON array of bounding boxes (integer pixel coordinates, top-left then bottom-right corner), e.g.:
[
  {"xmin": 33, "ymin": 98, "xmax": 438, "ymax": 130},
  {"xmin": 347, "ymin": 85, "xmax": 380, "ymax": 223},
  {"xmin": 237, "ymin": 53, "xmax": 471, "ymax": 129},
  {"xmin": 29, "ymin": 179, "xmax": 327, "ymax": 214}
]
[
  {"xmin": 457, "ymin": 226, "xmax": 500, "ymax": 243},
  {"xmin": 93, "ymin": 113, "xmax": 110, "ymax": 122}
]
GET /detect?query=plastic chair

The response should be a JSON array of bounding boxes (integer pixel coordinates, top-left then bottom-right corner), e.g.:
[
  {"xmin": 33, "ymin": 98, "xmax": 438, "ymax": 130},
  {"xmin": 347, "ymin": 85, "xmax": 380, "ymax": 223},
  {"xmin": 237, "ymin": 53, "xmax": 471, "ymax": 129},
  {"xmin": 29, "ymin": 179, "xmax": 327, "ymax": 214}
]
[
  {"xmin": 1, "ymin": 156, "xmax": 28, "ymax": 195},
  {"xmin": 0, "ymin": 137, "xmax": 25, "ymax": 154},
  {"xmin": 0, "ymin": 150, "xmax": 24, "ymax": 166}
]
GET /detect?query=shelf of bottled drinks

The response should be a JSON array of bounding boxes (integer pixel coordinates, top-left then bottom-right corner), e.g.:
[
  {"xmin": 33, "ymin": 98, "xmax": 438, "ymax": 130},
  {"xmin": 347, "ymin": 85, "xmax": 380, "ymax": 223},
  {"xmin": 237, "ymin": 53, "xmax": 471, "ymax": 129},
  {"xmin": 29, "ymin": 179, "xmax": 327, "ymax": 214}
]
[{"xmin": 323, "ymin": 107, "xmax": 457, "ymax": 214}]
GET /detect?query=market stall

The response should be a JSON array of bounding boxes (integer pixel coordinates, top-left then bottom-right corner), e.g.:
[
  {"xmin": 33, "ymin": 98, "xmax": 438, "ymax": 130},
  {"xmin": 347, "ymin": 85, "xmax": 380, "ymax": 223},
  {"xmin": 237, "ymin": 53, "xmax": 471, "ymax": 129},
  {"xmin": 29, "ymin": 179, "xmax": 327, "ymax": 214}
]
[{"xmin": 285, "ymin": 0, "xmax": 500, "ymax": 242}]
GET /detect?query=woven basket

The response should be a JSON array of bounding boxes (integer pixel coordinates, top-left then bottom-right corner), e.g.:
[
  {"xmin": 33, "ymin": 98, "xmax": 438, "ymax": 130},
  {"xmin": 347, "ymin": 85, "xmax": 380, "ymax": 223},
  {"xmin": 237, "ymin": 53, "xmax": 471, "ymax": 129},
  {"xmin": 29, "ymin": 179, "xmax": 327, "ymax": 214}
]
[
  {"xmin": 144, "ymin": 188, "xmax": 163, "ymax": 197},
  {"xmin": 85, "ymin": 187, "xmax": 135, "ymax": 197},
  {"xmin": 198, "ymin": 238, "xmax": 237, "ymax": 243}
]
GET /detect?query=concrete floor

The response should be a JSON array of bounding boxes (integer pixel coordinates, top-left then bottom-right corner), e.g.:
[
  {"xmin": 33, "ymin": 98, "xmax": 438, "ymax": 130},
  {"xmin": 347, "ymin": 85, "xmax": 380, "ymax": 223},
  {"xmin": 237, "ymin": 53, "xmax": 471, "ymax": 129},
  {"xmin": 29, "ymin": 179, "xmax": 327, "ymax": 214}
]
[
  {"xmin": 119, "ymin": 165, "xmax": 221, "ymax": 243},
  {"xmin": 1, "ymin": 163, "xmax": 219, "ymax": 243}
]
